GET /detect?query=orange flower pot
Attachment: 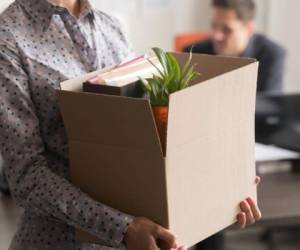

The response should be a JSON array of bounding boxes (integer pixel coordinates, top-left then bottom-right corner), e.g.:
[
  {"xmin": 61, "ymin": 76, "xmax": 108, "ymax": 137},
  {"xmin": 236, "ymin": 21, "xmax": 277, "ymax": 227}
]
[{"xmin": 152, "ymin": 106, "xmax": 168, "ymax": 156}]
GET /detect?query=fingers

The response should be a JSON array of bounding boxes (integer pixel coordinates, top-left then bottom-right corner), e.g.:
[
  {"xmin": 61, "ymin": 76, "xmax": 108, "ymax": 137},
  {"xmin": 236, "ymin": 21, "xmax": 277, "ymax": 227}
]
[
  {"xmin": 237, "ymin": 212, "xmax": 246, "ymax": 229},
  {"xmin": 149, "ymin": 237, "xmax": 161, "ymax": 250},
  {"xmin": 123, "ymin": 217, "xmax": 183, "ymax": 250},
  {"xmin": 171, "ymin": 246, "xmax": 187, "ymax": 250},
  {"xmin": 237, "ymin": 197, "xmax": 262, "ymax": 230},
  {"xmin": 240, "ymin": 200, "xmax": 255, "ymax": 225},
  {"xmin": 156, "ymin": 226, "xmax": 178, "ymax": 249},
  {"xmin": 255, "ymin": 176, "xmax": 261, "ymax": 185},
  {"xmin": 247, "ymin": 197, "xmax": 262, "ymax": 221}
]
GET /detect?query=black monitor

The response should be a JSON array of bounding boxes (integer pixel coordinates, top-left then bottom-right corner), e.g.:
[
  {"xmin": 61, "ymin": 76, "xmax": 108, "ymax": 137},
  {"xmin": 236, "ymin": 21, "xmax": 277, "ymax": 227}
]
[{"xmin": 256, "ymin": 94, "xmax": 300, "ymax": 152}]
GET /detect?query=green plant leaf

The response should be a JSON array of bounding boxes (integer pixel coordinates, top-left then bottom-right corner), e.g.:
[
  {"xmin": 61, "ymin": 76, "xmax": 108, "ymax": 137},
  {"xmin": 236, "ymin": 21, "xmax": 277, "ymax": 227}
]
[
  {"xmin": 167, "ymin": 53, "xmax": 181, "ymax": 83},
  {"xmin": 140, "ymin": 47, "xmax": 200, "ymax": 106},
  {"xmin": 147, "ymin": 57, "xmax": 166, "ymax": 80},
  {"xmin": 152, "ymin": 47, "xmax": 169, "ymax": 75},
  {"xmin": 182, "ymin": 48, "xmax": 196, "ymax": 79}
]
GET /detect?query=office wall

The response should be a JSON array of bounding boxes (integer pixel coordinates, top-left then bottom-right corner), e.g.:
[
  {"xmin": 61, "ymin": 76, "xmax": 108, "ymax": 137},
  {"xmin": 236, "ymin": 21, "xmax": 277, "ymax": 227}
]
[
  {"xmin": 264, "ymin": 0, "xmax": 300, "ymax": 93},
  {"xmin": 0, "ymin": 0, "xmax": 13, "ymax": 12},
  {"xmin": 91, "ymin": 0, "xmax": 177, "ymax": 53}
]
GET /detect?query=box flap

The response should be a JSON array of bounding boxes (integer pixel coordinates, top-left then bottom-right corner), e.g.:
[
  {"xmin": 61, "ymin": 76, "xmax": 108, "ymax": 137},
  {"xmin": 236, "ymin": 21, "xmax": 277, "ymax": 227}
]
[
  {"xmin": 173, "ymin": 53, "xmax": 256, "ymax": 85},
  {"xmin": 57, "ymin": 91, "xmax": 162, "ymax": 154},
  {"xmin": 166, "ymin": 61, "xmax": 258, "ymax": 246}
]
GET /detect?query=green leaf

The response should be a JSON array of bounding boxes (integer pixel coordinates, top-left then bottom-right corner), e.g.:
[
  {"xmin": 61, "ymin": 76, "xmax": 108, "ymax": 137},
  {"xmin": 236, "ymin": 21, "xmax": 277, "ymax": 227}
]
[
  {"xmin": 182, "ymin": 49, "xmax": 193, "ymax": 79},
  {"xmin": 147, "ymin": 57, "xmax": 166, "ymax": 80},
  {"xmin": 140, "ymin": 47, "xmax": 200, "ymax": 106},
  {"xmin": 167, "ymin": 53, "xmax": 181, "ymax": 82},
  {"xmin": 152, "ymin": 47, "xmax": 169, "ymax": 75}
]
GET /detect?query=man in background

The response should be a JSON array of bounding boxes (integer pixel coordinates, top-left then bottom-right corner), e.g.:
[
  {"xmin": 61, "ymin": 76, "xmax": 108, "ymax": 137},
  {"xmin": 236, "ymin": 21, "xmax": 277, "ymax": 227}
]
[{"xmin": 184, "ymin": 0, "xmax": 286, "ymax": 94}]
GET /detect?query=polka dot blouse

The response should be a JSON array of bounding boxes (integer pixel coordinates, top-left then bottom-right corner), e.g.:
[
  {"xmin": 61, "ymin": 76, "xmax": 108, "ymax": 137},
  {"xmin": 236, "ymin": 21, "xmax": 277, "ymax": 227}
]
[{"xmin": 0, "ymin": 0, "xmax": 134, "ymax": 249}]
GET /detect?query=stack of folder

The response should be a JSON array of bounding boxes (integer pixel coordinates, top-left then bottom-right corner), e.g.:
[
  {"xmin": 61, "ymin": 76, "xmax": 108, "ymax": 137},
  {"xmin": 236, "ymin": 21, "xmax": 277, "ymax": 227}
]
[{"xmin": 83, "ymin": 55, "xmax": 162, "ymax": 97}]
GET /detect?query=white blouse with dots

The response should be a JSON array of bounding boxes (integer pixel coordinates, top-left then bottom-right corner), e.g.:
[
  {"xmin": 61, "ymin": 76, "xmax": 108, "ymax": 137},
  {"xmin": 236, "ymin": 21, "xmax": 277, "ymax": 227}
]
[{"xmin": 0, "ymin": 0, "xmax": 134, "ymax": 249}]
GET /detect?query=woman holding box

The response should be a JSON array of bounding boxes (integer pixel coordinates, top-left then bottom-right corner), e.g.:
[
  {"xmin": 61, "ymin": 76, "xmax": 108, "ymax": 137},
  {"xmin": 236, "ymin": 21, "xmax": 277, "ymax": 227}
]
[{"xmin": 0, "ymin": 0, "xmax": 261, "ymax": 249}]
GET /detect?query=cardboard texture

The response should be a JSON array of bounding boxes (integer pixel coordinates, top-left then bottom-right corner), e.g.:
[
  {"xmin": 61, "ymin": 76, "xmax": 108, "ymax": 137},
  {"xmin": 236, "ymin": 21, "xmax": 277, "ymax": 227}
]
[{"xmin": 57, "ymin": 53, "xmax": 258, "ymax": 248}]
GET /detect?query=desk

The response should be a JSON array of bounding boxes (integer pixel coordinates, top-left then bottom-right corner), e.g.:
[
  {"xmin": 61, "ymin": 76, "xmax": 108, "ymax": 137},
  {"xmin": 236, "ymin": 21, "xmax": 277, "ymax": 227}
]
[
  {"xmin": 252, "ymin": 170, "xmax": 300, "ymax": 250},
  {"xmin": 255, "ymin": 143, "xmax": 300, "ymax": 227},
  {"xmin": 257, "ymin": 171, "xmax": 300, "ymax": 227},
  {"xmin": 225, "ymin": 144, "xmax": 300, "ymax": 250}
]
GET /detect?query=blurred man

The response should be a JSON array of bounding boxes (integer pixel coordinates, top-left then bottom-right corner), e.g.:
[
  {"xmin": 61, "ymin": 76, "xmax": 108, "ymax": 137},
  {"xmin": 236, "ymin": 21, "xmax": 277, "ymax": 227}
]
[{"xmin": 184, "ymin": 0, "xmax": 286, "ymax": 94}]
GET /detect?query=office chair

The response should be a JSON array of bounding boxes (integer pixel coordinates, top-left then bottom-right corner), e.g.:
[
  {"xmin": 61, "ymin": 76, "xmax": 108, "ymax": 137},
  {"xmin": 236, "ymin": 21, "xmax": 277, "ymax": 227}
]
[{"xmin": 174, "ymin": 32, "xmax": 209, "ymax": 52}]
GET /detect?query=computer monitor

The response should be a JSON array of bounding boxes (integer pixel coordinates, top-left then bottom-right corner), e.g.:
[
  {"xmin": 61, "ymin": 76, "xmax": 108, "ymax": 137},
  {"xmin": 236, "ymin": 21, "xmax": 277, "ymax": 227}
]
[{"xmin": 256, "ymin": 94, "xmax": 300, "ymax": 152}]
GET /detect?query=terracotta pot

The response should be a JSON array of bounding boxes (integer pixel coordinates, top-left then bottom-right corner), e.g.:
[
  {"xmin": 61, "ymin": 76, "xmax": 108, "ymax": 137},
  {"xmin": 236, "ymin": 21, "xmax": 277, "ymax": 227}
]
[{"xmin": 152, "ymin": 106, "xmax": 168, "ymax": 156}]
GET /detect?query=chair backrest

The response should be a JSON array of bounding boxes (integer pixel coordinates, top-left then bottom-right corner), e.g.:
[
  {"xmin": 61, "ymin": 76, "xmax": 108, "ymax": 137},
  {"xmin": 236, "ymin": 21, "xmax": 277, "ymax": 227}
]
[{"xmin": 174, "ymin": 32, "xmax": 210, "ymax": 52}]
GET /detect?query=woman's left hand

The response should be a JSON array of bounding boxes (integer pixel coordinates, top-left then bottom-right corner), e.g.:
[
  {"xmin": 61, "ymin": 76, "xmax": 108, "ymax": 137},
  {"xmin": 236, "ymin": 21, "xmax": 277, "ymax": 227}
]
[{"xmin": 237, "ymin": 176, "xmax": 262, "ymax": 228}]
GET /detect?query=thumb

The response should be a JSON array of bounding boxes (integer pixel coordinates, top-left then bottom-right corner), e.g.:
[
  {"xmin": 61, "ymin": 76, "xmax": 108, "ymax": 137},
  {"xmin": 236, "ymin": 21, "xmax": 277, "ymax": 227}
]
[
  {"xmin": 255, "ymin": 176, "xmax": 261, "ymax": 185},
  {"xmin": 148, "ymin": 236, "xmax": 160, "ymax": 250},
  {"xmin": 156, "ymin": 226, "xmax": 178, "ymax": 249}
]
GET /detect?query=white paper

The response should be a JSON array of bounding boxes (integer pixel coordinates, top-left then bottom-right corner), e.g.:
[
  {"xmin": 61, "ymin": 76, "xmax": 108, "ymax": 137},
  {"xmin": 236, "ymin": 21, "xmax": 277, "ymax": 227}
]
[{"xmin": 255, "ymin": 143, "xmax": 300, "ymax": 162}]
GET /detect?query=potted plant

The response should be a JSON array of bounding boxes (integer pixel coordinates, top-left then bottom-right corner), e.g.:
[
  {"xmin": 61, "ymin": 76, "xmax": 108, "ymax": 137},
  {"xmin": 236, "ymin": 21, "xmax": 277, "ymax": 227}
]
[{"xmin": 140, "ymin": 47, "xmax": 200, "ymax": 156}]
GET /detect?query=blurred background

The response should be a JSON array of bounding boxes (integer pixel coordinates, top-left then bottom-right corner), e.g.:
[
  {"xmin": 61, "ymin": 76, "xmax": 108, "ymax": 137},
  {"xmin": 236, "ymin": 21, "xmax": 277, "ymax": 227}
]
[{"xmin": 91, "ymin": 0, "xmax": 299, "ymax": 93}]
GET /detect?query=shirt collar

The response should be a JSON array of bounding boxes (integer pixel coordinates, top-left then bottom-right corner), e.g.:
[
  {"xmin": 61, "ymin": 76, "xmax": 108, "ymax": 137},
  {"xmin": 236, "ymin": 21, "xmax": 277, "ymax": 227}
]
[{"xmin": 17, "ymin": 0, "xmax": 94, "ymax": 31}]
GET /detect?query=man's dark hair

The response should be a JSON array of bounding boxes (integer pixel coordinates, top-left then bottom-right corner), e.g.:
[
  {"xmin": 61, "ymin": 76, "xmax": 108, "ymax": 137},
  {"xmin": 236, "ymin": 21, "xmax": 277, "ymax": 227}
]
[{"xmin": 212, "ymin": 0, "xmax": 256, "ymax": 21}]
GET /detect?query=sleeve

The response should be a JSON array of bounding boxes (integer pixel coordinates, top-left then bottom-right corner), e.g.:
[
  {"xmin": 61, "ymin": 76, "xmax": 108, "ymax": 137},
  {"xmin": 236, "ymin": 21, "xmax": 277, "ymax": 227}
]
[
  {"xmin": 257, "ymin": 46, "xmax": 286, "ymax": 94},
  {"xmin": 0, "ymin": 31, "xmax": 133, "ymax": 248}
]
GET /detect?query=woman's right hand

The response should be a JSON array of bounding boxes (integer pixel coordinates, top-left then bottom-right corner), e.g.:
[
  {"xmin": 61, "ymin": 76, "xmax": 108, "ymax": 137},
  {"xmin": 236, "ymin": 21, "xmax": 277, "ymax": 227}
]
[{"xmin": 124, "ymin": 217, "xmax": 186, "ymax": 250}]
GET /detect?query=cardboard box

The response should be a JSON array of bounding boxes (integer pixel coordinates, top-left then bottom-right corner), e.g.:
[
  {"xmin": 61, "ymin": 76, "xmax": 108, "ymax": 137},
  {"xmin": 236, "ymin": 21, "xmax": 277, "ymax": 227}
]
[{"xmin": 57, "ymin": 53, "xmax": 258, "ymax": 248}]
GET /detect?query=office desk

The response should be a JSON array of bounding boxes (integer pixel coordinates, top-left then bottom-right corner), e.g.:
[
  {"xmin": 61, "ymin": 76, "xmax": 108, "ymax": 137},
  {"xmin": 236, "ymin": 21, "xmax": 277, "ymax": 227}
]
[
  {"xmin": 226, "ymin": 144, "xmax": 300, "ymax": 250},
  {"xmin": 257, "ymin": 170, "xmax": 300, "ymax": 227},
  {"xmin": 254, "ymin": 143, "xmax": 300, "ymax": 226},
  {"xmin": 251, "ymin": 169, "xmax": 300, "ymax": 250},
  {"xmin": 255, "ymin": 143, "xmax": 300, "ymax": 227}
]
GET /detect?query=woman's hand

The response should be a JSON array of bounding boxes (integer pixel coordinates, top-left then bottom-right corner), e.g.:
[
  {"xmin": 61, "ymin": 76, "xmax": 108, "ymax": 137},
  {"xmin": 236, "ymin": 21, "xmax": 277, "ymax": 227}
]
[
  {"xmin": 124, "ymin": 217, "xmax": 186, "ymax": 250},
  {"xmin": 237, "ymin": 176, "xmax": 262, "ymax": 228}
]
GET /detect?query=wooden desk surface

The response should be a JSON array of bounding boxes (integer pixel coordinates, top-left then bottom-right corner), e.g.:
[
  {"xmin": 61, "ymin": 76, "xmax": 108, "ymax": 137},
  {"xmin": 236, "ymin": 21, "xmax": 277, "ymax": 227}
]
[{"xmin": 257, "ymin": 171, "xmax": 300, "ymax": 227}]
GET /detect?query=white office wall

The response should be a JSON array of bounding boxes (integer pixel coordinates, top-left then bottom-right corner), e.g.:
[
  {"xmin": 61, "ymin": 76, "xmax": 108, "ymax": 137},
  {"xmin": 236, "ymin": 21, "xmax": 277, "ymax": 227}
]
[
  {"xmin": 0, "ymin": 0, "xmax": 13, "ymax": 13},
  {"xmin": 173, "ymin": 0, "xmax": 209, "ymax": 33},
  {"xmin": 91, "ymin": 0, "xmax": 176, "ymax": 53},
  {"xmin": 263, "ymin": 0, "xmax": 300, "ymax": 93}
]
